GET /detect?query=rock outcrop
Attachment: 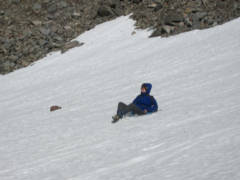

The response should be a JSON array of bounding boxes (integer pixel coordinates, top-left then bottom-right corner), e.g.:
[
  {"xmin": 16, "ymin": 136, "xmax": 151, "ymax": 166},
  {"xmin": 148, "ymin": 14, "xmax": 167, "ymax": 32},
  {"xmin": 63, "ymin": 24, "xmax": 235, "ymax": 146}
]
[{"xmin": 1, "ymin": 0, "xmax": 240, "ymax": 74}]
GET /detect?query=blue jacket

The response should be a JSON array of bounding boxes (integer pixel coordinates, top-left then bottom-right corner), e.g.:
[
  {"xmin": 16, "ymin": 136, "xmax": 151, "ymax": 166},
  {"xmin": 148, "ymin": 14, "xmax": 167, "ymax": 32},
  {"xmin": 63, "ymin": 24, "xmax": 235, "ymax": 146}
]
[{"xmin": 133, "ymin": 83, "xmax": 158, "ymax": 113}]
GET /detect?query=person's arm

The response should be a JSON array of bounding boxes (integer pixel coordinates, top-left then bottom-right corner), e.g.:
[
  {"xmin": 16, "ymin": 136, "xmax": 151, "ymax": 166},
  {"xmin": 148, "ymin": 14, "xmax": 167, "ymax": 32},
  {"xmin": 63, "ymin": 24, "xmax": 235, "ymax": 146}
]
[{"xmin": 146, "ymin": 96, "xmax": 158, "ymax": 113}]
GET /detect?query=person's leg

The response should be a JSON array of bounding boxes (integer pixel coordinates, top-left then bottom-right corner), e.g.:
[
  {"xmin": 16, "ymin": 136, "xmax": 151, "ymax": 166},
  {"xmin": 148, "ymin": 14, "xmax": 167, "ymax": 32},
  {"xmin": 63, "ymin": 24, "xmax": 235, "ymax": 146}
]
[
  {"xmin": 117, "ymin": 102, "xmax": 129, "ymax": 118},
  {"xmin": 113, "ymin": 102, "xmax": 145, "ymax": 123},
  {"xmin": 128, "ymin": 103, "xmax": 145, "ymax": 115}
]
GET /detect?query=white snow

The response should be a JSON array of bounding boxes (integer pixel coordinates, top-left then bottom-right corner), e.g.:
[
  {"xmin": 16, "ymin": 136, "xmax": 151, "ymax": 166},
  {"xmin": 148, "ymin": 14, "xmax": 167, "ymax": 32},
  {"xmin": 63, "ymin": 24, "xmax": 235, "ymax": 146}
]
[{"xmin": 0, "ymin": 16, "xmax": 240, "ymax": 180}]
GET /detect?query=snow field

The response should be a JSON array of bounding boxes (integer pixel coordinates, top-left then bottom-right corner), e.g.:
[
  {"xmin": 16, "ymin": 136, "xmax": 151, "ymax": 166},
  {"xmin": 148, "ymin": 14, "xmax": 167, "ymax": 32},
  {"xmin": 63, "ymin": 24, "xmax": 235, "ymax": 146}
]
[{"xmin": 0, "ymin": 16, "xmax": 240, "ymax": 180}]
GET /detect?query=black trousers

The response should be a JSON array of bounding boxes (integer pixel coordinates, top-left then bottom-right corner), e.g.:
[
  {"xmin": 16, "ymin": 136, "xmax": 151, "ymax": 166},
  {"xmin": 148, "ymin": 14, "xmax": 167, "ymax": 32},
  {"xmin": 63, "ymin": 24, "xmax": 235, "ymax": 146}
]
[{"xmin": 117, "ymin": 102, "xmax": 144, "ymax": 118}]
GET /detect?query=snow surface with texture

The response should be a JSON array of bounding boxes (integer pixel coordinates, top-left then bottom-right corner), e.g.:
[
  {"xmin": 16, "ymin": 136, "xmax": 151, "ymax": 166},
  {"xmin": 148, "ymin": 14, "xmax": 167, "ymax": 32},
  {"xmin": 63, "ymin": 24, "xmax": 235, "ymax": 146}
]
[{"xmin": 0, "ymin": 16, "xmax": 240, "ymax": 180}]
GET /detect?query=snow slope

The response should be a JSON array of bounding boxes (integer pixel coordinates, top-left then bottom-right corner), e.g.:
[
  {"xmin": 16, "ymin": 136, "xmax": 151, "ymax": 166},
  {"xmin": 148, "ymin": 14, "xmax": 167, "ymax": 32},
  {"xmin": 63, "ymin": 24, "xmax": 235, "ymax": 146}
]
[{"xmin": 0, "ymin": 16, "xmax": 240, "ymax": 180}]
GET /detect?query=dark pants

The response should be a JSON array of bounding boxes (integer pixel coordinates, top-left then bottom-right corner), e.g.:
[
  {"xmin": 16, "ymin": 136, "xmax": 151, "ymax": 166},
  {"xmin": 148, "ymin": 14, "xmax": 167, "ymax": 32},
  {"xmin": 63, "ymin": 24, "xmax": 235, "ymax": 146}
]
[{"xmin": 117, "ymin": 102, "xmax": 144, "ymax": 118}]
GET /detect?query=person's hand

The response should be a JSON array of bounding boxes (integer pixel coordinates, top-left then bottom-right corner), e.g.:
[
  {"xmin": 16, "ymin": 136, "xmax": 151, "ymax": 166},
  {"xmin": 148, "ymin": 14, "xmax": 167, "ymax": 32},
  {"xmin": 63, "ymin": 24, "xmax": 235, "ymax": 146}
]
[{"xmin": 144, "ymin": 109, "xmax": 148, "ymax": 114}]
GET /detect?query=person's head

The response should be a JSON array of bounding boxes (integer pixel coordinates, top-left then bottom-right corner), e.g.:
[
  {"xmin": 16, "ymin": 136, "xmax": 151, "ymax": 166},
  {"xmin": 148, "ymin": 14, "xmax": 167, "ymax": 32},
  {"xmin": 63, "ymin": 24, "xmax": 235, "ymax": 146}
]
[
  {"xmin": 141, "ymin": 85, "xmax": 147, "ymax": 93},
  {"xmin": 141, "ymin": 83, "xmax": 152, "ymax": 95}
]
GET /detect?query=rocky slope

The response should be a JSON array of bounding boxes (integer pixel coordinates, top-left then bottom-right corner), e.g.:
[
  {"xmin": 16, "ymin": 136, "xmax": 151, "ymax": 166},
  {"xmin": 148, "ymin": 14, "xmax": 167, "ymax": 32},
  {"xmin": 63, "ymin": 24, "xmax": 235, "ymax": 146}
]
[{"xmin": 1, "ymin": 0, "xmax": 240, "ymax": 74}]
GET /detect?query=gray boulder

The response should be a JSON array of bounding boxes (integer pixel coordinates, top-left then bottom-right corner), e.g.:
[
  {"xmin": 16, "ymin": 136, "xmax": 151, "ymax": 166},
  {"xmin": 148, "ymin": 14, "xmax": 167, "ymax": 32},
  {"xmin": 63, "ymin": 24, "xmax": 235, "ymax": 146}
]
[
  {"xmin": 98, "ymin": 6, "xmax": 113, "ymax": 17},
  {"xmin": 33, "ymin": 3, "xmax": 42, "ymax": 12},
  {"xmin": 61, "ymin": 41, "xmax": 84, "ymax": 53}
]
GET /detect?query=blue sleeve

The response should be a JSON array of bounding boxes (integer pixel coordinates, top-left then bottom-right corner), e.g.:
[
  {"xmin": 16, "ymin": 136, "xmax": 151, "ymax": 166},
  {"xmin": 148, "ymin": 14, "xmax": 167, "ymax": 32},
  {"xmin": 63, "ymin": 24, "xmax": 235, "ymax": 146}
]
[{"xmin": 147, "ymin": 96, "xmax": 158, "ymax": 112}]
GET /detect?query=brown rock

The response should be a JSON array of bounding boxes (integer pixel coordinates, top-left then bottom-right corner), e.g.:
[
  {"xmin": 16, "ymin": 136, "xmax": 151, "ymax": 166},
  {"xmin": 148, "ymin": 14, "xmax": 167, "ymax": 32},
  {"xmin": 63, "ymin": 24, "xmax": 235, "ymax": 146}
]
[
  {"xmin": 50, "ymin": 105, "xmax": 62, "ymax": 112},
  {"xmin": 148, "ymin": 3, "xmax": 157, "ymax": 8}
]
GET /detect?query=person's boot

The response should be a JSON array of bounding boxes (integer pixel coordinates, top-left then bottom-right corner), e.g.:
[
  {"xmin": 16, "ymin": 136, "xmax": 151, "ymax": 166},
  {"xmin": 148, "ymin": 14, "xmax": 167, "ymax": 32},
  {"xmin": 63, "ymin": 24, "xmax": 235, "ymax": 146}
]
[{"xmin": 112, "ymin": 114, "xmax": 121, "ymax": 123}]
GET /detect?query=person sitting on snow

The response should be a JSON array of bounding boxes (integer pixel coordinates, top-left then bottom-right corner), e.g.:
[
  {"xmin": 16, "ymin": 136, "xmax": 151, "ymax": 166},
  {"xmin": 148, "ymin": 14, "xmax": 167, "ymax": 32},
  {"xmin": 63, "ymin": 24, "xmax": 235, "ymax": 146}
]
[{"xmin": 112, "ymin": 83, "xmax": 158, "ymax": 123}]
